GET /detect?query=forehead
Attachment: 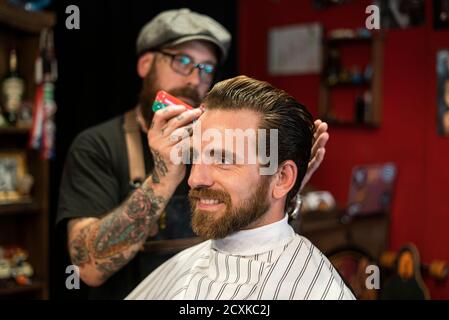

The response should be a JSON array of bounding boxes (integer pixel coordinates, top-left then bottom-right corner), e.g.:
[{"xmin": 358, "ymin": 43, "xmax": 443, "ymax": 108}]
[
  {"xmin": 191, "ymin": 109, "xmax": 273, "ymax": 170},
  {"xmin": 164, "ymin": 40, "xmax": 218, "ymax": 63},
  {"xmin": 199, "ymin": 109, "xmax": 260, "ymax": 133},
  {"xmin": 193, "ymin": 109, "xmax": 261, "ymax": 160}
]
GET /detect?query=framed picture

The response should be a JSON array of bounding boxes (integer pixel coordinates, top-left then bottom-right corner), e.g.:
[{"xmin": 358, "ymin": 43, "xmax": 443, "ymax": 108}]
[
  {"xmin": 437, "ymin": 50, "xmax": 449, "ymax": 137},
  {"xmin": 0, "ymin": 151, "xmax": 31, "ymax": 203},
  {"xmin": 346, "ymin": 163, "xmax": 397, "ymax": 217},
  {"xmin": 268, "ymin": 23, "xmax": 322, "ymax": 76}
]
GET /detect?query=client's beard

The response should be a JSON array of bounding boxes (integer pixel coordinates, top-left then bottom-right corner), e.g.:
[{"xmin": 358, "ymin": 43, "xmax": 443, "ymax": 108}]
[
  {"xmin": 188, "ymin": 177, "xmax": 271, "ymax": 240},
  {"xmin": 138, "ymin": 64, "xmax": 202, "ymax": 128}
]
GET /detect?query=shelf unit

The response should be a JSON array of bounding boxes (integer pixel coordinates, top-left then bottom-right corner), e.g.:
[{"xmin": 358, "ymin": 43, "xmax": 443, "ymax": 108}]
[
  {"xmin": 0, "ymin": 281, "xmax": 44, "ymax": 297},
  {"xmin": 319, "ymin": 34, "xmax": 384, "ymax": 128},
  {"xmin": 0, "ymin": 0, "xmax": 55, "ymax": 300},
  {"xmin": 0, "ymin": 201, "xmax": 39, "ymax": 217}
]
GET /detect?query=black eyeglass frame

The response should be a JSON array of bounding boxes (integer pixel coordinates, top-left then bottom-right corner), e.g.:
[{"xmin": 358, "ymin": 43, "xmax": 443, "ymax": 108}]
[{"xmin": 156, "ymin": 50, "xmax": 217, "ymax": 83}]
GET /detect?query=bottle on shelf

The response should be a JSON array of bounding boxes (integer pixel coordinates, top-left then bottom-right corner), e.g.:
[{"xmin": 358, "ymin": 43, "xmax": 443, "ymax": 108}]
[
  {"xmin": 354, "ymin": 94, "xmax": 366, "ymax": 124},
  {"xmin": 326, "ymin": 48, "xmax": 341, "ymax": 86},
  {"xmin": 351, "ymin": 65, "xmax": 363, "ymax": 84},
  {"xmin": 1, "ymin": 49, "xmax": 25, "ymax": 126},
  {"xmin": 363, "ymin": 91, "xmax": 373, "ymax": 123},
  {"xmin": 364, "ymin": 64, "xmax": 373, "ymax": 83},
  {"xmin": 339, "ymin": 68, "xmax": 351, "ymax": 84}
]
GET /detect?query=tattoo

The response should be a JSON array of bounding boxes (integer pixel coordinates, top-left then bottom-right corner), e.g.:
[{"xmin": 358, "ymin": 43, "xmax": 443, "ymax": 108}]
[
  {"xmin": 151, "ymin": 151, "xmax": 168, "ymax": 184},
  {"xmin": 176, "ymin": 115, "xmax": 184, "ymax": 121},
  {"xmin": 70, "ymin": 186, "xmax": 167, "ymax": 281},
  {"xmin": 161, "ymin": 126, "xmax": 167, "ymax": 136},
  {"xmin": 70, "ymin": 225, "xmax": 92, "ymax": 267},
  {"xmin": 96, "ymin": 253, "xmax": 130, "ymax": 282},
  {"xmin": 141, "ymin": 184, "xmax": 166, "ymax": 214},
  {"xmin": 92, "ymin": 188, "xmax": 165, "ymax": 259}
]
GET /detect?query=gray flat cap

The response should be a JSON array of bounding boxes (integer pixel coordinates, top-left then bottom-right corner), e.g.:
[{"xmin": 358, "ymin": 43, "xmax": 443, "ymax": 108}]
[{"xmin": 136, "ymin": 8, "xmax": 231, "ymax": 64}]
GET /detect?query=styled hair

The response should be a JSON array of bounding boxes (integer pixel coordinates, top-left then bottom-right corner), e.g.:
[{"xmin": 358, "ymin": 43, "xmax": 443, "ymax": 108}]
[{"xmin": 203, "ymin": 75, "xmax": 314, "ymax": 206}]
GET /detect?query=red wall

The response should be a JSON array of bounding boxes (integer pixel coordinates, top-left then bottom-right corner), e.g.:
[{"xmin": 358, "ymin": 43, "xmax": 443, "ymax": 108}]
[{"xmin": 239, "ymin": 0, "xmax": 449, "ymax": 298}]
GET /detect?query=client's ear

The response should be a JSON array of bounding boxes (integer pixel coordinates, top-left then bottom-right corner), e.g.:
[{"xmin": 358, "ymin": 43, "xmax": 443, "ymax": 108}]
[{"xmin": 272, "ymin": 160, "xmax": 298, "ymax": 200}]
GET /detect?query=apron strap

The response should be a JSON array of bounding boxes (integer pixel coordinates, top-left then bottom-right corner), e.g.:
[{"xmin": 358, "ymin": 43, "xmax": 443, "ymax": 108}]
[{"xmin": 123, "ymin": 109, "xmax": 146, "ymax": 186}]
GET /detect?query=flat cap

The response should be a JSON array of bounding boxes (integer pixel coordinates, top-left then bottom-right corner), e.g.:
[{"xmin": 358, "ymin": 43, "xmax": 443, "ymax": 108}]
[{"xmin": 136, "ymin": 8, "xmax": 231, "ymax": 64}]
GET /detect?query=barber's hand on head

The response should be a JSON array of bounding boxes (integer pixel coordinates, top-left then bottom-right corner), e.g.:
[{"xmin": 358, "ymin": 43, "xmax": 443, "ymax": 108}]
[
  {"xmin": 148, "ymin": 105, "xmax": 203, "ymax": 185},
  {"xmin": 300, "ymin": 120, "xmax": 329, "ymax": 191}
]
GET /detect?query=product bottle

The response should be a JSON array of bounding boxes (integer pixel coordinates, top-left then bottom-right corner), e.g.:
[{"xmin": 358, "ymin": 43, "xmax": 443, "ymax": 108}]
[
  {"xmin": 2, "ymin": 49, "xmax": 25, "ymax": 125},
  {"xmin": 355, "ymin": 94, "xmax": 365, "ymax": 124}
]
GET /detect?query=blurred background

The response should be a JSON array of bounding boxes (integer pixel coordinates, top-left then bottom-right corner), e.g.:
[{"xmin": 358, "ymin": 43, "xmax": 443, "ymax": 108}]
[{"xmin": 0, "ymin": 0, "xmax": 448, "ymax": 300}]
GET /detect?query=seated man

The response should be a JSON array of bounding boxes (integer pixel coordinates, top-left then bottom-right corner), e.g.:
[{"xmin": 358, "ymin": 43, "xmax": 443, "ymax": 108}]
[{"xmin": 126, "ymin": 76, "xmax": 355, "ymax": 300}]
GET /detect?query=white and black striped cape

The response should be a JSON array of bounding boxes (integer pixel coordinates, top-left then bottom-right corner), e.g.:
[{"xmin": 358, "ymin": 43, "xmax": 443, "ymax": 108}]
[{"xmin": 126, "ymin": 234, "xmax": 355, "ymax": 300}]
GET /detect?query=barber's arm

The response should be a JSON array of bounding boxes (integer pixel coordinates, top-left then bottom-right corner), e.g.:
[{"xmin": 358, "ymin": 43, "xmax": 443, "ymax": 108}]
[{"xmin": 67, "ymin": 106, "xmax": 202, "ymax": 287}]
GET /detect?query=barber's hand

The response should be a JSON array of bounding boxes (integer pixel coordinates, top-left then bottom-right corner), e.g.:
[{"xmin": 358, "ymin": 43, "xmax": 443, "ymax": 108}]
[
  {"xmin": 300, "ymin": 120, "xmax": 329, "ymax": 191},
  {"xmin": 148, "ymin": 105, "xmax": 203, "ymax": 185}
]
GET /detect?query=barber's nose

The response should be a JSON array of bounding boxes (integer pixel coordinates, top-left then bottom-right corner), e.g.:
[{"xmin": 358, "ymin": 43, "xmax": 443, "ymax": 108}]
[
  {"xmin": 186, "ymin": 67, "xmax": 201, "ymax": 87},
  {"xmin": 188, "ymin": 163, "xmax": 213, "ymax": 189}
]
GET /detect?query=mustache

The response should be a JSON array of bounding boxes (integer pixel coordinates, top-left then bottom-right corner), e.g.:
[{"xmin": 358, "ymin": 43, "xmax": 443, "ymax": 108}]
[
  {"xmin": 188, "ymin": 188, "xmax": 231, "ymax": 204},
  {"xmin": 168, "ymin": 87, "xmax": 201, "ymax": 107}
]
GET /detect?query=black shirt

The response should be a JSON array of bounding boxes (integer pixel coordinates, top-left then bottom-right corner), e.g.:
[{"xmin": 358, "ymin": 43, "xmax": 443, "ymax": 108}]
[{"xmin": 57, "ymin": 113, "xmax": 194, "ymax": 299}]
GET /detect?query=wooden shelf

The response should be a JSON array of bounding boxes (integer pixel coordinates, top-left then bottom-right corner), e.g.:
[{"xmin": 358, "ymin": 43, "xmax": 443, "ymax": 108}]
[
  {"xmin": 0, "ymin": 281, "xmax": 43, "ymax": 296},
  {"xmin": 297, "ymin": 209, "xmax": 387, "ymax": 232},
  {"xmin": 0, "ymin": 200, "xmax": 39, "ymax": 216},
  {"xmin": 0, "ymin": 126, "xmax": 31, "ymax": 135},
  {"xmin": 326, "ymin": 36, "xmax": 372, "ymax": 45},
  {"xmin": 0, "ymin": 0, "xmax": 56, "ymax": 33},
  {"xmin": 319, "ymin": 35, "xmax": 383, "ymax": 127},
  {"xmin": 324, "ymin": 80, "xmax": 371, "ymax": 88}
]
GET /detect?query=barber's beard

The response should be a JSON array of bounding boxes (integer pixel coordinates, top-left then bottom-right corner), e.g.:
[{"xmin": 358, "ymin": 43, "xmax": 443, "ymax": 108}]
[
  {"xmin": 138, "ymin": 62, "xmax": 202, "ymax": 128},
  {"xmin": 189, "ymin": 177, "xmax": 271, "ymax": 240}
]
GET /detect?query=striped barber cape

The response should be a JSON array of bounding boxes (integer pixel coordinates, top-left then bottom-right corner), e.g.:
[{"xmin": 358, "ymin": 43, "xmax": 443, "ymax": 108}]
[{"xmin": 126, "ymin": 216, "xmax": 355, "ymax": 300}]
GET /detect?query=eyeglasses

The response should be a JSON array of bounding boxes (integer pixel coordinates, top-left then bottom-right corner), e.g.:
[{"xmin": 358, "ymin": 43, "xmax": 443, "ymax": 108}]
[{"xmin": 157, "ymin": 51, "xmax": 216, "ymax": 83}]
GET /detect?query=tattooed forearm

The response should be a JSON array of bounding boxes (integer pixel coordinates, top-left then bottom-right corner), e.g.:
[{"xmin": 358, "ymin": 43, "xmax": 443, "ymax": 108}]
[
  {"xmin": 151, "ymin": 151, "xmax": 168, "ymax": 184},
  {"xmin": 96, "ymin": 253, "xmax": 132, "ymax": 282},
  {"xmin": 69, "ymin": 185, "xmax": 167, "ymax": 281},
  {"xmin": 70, "ymin": 224, "xmax": 92, "ymax": 267},
  {"xmin": 92, "ymin": 186, "xmax": 166, "ymax": 259}
]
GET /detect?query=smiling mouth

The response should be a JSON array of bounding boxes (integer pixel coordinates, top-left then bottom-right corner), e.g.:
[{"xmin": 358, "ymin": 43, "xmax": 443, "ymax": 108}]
[
  {"xmin": 195, "ymin": 198, "xmax": 226, "ymax": 210},
  {"xmin": 199, "ymin": 198, "xmax": 222, "ymax": 205}
]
